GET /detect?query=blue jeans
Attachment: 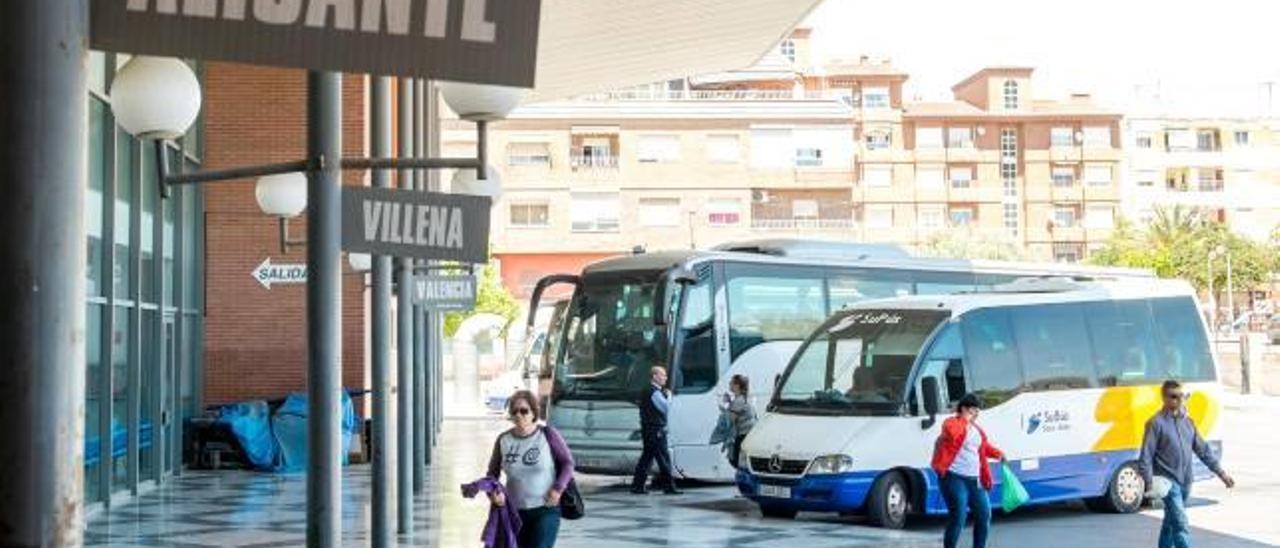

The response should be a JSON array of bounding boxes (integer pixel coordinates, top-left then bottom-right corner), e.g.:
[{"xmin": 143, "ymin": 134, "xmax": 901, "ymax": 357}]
[
  {"xmin": 941, "ymin": 473, "xmax": 991, "ymax": 548},
  {"xmin": 517, "ymin": 506, "xmax": 561, "ymax": 548},
  {"xmin": 1159, "ymin": 480, "xmax": 1192, "ymax": 548}
]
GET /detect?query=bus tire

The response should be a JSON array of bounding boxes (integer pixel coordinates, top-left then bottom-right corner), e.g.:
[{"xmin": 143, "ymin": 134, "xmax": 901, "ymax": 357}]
[
  {"xmin": 760, "ymin": 505, "xmax": 798, "ymax": 520},
  {"xmin": 1087, "ymin": 461, "xmax": 1146, "ymax": 514},
  {"xmin": 866, "ymin": 471, "xmax": 910, "ymax": 529}
]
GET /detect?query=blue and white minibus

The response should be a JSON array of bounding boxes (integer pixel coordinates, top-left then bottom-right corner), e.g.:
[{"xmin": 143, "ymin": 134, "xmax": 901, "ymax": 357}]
[
  {"xmin": 737, "ymin": 278, "xmax": 1223, "ymax": 528},
  {"xmin": 525, "ymin": 239, "xmax": 1154, "ymax": 482}
]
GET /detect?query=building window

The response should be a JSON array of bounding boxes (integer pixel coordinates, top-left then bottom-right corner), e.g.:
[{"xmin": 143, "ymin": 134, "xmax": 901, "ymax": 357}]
[
  {"xmin": 949, "ymin": 166, "xmax": 972, "ymax": 189},
  {"xmin": 707, "ymin": 134, "xmax": 740, "ymax": 163},
  {"xmin": 1052, "ymin": 166, "xmax": 1075, "ymax": 187},
  {"xmin": 1085, "ymin": 205, "xmax": 1115, "ymax": 229},
  {"xmin": 916, "ymin": 166, "xmax": 944, "ymax": 189},
  {"xmin": 1234, "ymin": 130, "xmax": 1250, "ymax": 146},
  {"xmin": 1083, "ymin": 126, "xmax": 1111, "ymax": 148},
  {"xmin": 1196, "ymin": 168, "xmax": 1224, "ymax": 192},
  {"xmin": 1053, "ymin": 206, "xmax": 1078, "ymax": 228},
  {"xmin": 947, "ymin": 127, "xmax": 974, "ymax": 149},
  {"xmin": 863, "ymin": 87, "xmax": 890, "ymax": 109},
  {"xmin": 915, "ymin": 127, "xmax": 943, "ymax": 150},
  {"xmin": 1053, "ymin": 242, "xmax": 1085, "ymax": 263},
  {"xmin": 1085, "ymin": 165, "xmax": 1113, "ymax": 186},
  {"xmin": 1196, "ymin": 129, "xmax": 1219, "ymax": 152},
  {"xmin": 918, "ymin": 205, "xmax": 944, "ymax": 229},
  {"xmin": 865, "ymin": 129, "xmax": 892, "ymax": 150},
  {"xmin": 780, "ymin": 39, "xmax": 796, "ymax": 62},
  {"xmin": 507, "ymin": 141, "xmax": 551, "ymax": 167},
  {"xmin": 865, "ymin": 205, "xmax": 894, "ymax": 229},
  {"xmin": 509, "ymin": 203, "xmax": 550, "ymax": 228},
  {"xmin": 1003, "ymin": 203, "xmax": 1019, "ymax": 233},
  {"xmin": 863, "ymin": 165, "xmax": 892, "ymax": 187},
  {"xmin": 1051, "ymin": 127, "xmax": 1074, "ymax": 148},
  {"xmin": 794, "ymin": 147, "xmax": 823, "ymax": 167},
  {"xmin": 638, "ymin": 198, "xmax": 682, "ymax": 227},
  {"xmin": 1166, "ymin": 128, "xmax": 1194, "ymax": 151},
  {"xmin": 637, "ymin": 134, "xmax": 681, "ymax": 163},
  {"xmin": 570, "ymin": 192, "xmax": 620, "ymax": 232},
  {"xmin": 707, "ymin": 198, "xmax": 742, "ymax": 226},
  {"xmin": 1135, "ymin": 132, "xmax": 1153, "ymax": 149},
  {"xmin": 950, "ymin": 207, "xmax": 975, "ymax": 227},
  {"xmin": 1003, "ymin": 80, "xmax": 1019, "ymax": 109}
]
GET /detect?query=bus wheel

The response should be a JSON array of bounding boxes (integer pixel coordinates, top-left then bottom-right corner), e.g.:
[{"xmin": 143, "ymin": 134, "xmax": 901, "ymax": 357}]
[
  {"xmin": 1087, "ymin": 462, "xmax": 1146, "ymax": 514},
  {"xmin": 760, "ymin": 505, "xmax": 798, "ymax": 520},
  {"xmin": 866, "ymin": 471, "xmax": 910, "ymax": 529}
]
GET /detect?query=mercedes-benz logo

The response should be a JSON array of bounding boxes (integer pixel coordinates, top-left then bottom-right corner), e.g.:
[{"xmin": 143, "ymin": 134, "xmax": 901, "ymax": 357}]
[{"xmin": 768, "ymin": 454, "xmax": 783, "ymax": 474}]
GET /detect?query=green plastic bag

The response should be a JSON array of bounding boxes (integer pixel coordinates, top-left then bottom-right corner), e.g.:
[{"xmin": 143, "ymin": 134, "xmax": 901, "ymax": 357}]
[{"xmin": 999, "ymin": 463, "xmax": 1030, "ymax": 512}]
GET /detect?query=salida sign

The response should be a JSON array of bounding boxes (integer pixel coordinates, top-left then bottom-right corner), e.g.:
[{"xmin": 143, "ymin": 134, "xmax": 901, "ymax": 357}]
[
  {"xmin": 91, "ymin": 0, "xmax": 542, "ymax": 85},
  {"xmin": 341, "ymin": 187, "xmax": 490, "ymax": 263}
]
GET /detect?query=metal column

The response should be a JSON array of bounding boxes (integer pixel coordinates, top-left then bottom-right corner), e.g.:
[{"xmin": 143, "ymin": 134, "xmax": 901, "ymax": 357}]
[
  {"xmin": 306, "ymin": 71, "xmax": 343, "ymax": 548},
  {"xmin": 396, "ymin": 77, "xmax": 416, "ymax": 537},
  {"xmin": 0, "ymin": 0, "xmax": 88, "ymax": 544},
  {"xmin": 412, "ymin": 77, "xmax": 428, "ymax": 490},
  {"xmin": 369, "ymin": 76, "xmax": 395, "ymax": 548},
  {"xmin": 425, "ymin": 81, "xmax": 444, "ymax": 442}
]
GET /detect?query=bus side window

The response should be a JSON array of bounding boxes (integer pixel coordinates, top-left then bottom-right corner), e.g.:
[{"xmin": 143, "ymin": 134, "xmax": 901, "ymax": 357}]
[
  {"xmin": 913, "ymin": 323, "xmax": 965, "ymax": 413},
  {"xmin": 1149, "ymin": 297, "xmax": 1215, "ymax": 382},
  {"xmin": 1084, "ymin": 299, "xmax": 1159, "ymax": 386},
  {"xmin": 959, "ymin": 308, "xmax": 1024, "ymax": 408},
  {"xmin": 1010, "ymin": 303, "xmax": 1097, "ymax": 390}
]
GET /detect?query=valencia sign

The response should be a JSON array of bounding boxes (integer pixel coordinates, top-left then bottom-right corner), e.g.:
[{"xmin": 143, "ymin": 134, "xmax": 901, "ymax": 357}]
[{"xmin": 90, "ymin": 0, "xmax": 542, "ymax": 85}]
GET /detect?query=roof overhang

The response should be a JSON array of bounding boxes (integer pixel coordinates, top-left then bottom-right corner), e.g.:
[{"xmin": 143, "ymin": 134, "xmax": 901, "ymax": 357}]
[{"xmin": 530, "ymin": 0, "xmax": 822, "ymax": 102}]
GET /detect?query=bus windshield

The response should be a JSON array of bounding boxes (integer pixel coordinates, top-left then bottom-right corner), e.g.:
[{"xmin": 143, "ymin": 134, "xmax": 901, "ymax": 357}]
[
  {"xmin": 774, "ymin": 309, "xmax": 949, "ymax": 415},
  {"xmin": 553, "ymin": 273, "xmax": 669, "ymax": 401}
]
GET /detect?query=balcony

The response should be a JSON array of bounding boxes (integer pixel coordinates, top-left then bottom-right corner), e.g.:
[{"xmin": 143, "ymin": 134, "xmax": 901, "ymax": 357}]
[
  {"xmin": 751, "ymin": 218, "xmax": 855, "ymax": 231},
  {"xmin": 570, "ymin": 154, "xmax": 619, "ymax": 171}
]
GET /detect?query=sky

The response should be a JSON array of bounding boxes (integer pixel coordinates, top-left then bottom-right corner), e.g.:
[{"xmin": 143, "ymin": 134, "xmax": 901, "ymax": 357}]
[{"xmin": 801, "ymin": 0, "xmax": 1280, "ymax": 115}]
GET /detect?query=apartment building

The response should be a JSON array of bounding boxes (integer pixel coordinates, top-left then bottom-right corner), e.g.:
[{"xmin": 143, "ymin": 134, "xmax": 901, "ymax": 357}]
[
  {"xmin": 445, "ymin": 31, "xmax": 1124, "ymax": 297},
  {"xmin": 1124, "ymin": 113, "xmax": 1280, "ymax": 240}
]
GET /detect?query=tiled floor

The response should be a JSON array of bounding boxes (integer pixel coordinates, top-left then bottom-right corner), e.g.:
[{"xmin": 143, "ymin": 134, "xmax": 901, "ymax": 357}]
[{"xmin": 85, "ymin": 418, "xmax": 935, "ymax": 547}]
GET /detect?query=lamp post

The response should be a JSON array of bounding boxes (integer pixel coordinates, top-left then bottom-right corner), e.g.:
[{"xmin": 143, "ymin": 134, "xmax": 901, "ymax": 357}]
[{"xmin": 109, "ymin": 58, "xmax": 524, "ymax": 547}]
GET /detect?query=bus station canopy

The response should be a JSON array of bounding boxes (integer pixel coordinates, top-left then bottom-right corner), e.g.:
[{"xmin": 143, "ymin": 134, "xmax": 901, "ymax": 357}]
[{"xmin": 530, "ymin": 0, "xmax": 822, "ymax": 101}]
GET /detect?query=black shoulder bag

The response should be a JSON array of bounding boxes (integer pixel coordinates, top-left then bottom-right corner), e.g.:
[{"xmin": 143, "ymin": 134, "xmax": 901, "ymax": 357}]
[{"xmin": 545, "ymin": 426, "xmax": 585, "ymax": 520}]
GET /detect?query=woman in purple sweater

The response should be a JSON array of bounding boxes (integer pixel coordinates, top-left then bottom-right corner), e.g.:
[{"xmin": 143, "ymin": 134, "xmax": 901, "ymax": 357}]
[{"xmin": 486, "ymin": 390, "xmax": 575, "ymax": 548}]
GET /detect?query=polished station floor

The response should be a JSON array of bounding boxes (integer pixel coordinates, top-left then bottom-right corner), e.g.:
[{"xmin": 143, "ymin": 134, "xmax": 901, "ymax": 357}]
[{"xmin": 87, "ymin": 396, "xmax": 1280, "ymax": 547}]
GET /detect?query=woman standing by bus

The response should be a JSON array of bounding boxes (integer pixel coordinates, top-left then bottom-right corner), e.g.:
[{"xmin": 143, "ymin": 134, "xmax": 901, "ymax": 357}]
[
  {"xmin": 931, "ymin": 393, "xmax": 1005, "ymax": 548},
  {"xmin": 720, "ymin": 374, "xmax": 756, "ymax": 469}
]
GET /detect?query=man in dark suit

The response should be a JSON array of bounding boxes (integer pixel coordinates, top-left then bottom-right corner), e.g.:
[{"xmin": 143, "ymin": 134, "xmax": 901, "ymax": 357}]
[{"xmin": 630, "ymin": 366, "xmax": 681, "ymax": 495}]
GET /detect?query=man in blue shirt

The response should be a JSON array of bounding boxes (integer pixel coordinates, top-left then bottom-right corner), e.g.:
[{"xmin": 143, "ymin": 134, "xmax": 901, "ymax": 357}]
[
  {"xmin": 631, "ymin": 366, "xmax": 682, "ymax": 495},
  {"xmin": 1139, "ymin": 380, "xmax": 1235, "ymax": 548}
]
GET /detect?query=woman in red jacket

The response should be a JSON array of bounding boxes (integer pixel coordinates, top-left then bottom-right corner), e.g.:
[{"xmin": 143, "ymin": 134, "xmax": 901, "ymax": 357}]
[{"xmin": 930, "ymin": 393, "xmax": 1005, "ymax": 548}]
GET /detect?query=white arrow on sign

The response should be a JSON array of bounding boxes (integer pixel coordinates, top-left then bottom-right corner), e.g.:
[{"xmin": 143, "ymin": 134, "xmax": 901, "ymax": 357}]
[{"xmin": 252, "ymin": 257, "xmax": 307, "ymax": 290}]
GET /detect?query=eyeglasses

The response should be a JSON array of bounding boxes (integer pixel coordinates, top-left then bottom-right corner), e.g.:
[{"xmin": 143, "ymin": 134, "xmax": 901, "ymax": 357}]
[
  {"xmin": 1164, "ymin": 393, "xmax": 1185, "ymax": 401},
  {"xmin": 512, "ymin": 408, "xmax": 532, "ymax": 416}
]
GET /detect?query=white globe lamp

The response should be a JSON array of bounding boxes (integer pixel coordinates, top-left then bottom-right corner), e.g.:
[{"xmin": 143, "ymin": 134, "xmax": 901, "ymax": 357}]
[
  {"xmin": 109, "ymin": 57, "xmax": 202, "ymax": 140},
  {"xmin": 255, "ymin": 172, "xmax": 308, "ymax": 218},
  {"xmin": 438, "ymin": 81, "xmax": 527, "ymax": 121},
  {"xmin": 451, "ymin": 165, "xmax": 502, "ymax": 202}
]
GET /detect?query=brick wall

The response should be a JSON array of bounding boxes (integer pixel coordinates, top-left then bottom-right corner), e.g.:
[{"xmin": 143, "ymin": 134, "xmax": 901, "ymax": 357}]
[{"xmin": 202, "ymin": 62, "xmax": 367, "ymax": 409}]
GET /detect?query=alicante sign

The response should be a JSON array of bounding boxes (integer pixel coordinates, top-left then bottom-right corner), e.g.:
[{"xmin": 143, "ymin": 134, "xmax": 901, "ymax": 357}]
[
  {"xmin": 411, "ymin": 274, "xmax": 476, "ymax": 310},
  {"xmin": 340, "ymin": 186, "xmax": 491, "ymax": 263},
  {"xmin": 90, "ymin": 0, "xmax": 542, "ymax": 85}
]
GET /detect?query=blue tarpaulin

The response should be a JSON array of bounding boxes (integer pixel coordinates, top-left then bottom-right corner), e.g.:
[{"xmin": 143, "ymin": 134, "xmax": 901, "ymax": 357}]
[
  {"xmin": 216, "ymin": 400, "xmax": 278, "ymax": 470},
  {"xmin": 272, "ymin": 391, "xmax": 358, "ymax": 472}
]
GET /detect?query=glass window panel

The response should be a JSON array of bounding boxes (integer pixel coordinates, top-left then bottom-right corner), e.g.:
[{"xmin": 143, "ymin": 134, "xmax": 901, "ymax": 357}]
[
  {"xmin": 675, "ymin": 271, "xmax": 716, "ymax": 392},
  {"xmin": 828, "ymin": 275, "xmax": 911, "ymax": 311},
  {"xmin": 140, "ymin": 311, "xmax": 157, "ymax": 478},
  {"xmin": 1085, "ymin": 299, "xmax": 1161, "ymax": 386},
  {"xmin": 182, "ymin": 163, "xmax": 200, "ymax": 309},
  {"xmin": 726, "ymin": 265, "xmax": 825, "ymax": 361},
  {"xmin": 84, "ymin": 304, "xmax": 103, "ymax": 503},
  {"xmin": 165, "ymin": 150, "xmax": 178, "ymax": 307},
  {"xmin": 1149, "ymin": 297, "xmax": 1215, "ymax": 382},
  {"xmin": 115, "ymin": 132, "xmax": 135, "ymax": 298},
  {"xmin": 88, "ymin": 98, "xmax": 108, "ymax": 297},
  {"xmin": 141, "ymin": 144, "xmax": 157, "ymax": 302},
  {"xmin": 111, "ymin": 309, "xmax": 131, "ymax": 491},
  {"xmin": 959, "ymin": 308, "xmax": 1023, "ymax": 407},
  {"xmin": 1010, "ymin": 303, "xmax": 1096, "ymax": 390}
]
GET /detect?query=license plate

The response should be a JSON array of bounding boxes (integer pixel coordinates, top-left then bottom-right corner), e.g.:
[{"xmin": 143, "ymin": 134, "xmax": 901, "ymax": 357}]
[{"xmin": 759, "ymin": 484, "xmax": 791, "ymax": 499}]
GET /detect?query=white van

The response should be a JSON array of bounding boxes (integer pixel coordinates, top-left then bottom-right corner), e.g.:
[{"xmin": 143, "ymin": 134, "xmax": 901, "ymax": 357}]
[{"xmin": 737, "ymin": 278, "xmax": 1224, "ymax": 528}]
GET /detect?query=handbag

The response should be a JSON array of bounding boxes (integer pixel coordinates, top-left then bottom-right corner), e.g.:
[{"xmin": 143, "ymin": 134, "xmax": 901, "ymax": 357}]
[
  {"xmin": 1147, "ymin": 476, "xmax": 1172, "ymax": 500},
  {"xmin": 559, "ymin": 478, "xmax": 585, "ymax": 520},
  {"xmin": 999, "ymin": 462, "xmax": 1030, "ymax": 512}
]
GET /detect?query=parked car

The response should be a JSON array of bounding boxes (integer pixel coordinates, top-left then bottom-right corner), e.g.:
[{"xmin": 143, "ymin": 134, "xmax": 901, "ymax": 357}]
[{"xmin": 1268, "ymin": 313, "xmax": 1280, "ymax": 344}]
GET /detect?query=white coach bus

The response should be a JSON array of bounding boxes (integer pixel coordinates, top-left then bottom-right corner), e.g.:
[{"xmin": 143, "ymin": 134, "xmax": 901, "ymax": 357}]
[
  {"xmin": 525, "ymin": 239, "xmax": 1153, "ymax": 482},
  {"xmin": 738, "ymin": 278, "xmax": 1222, "ymax": 527}
]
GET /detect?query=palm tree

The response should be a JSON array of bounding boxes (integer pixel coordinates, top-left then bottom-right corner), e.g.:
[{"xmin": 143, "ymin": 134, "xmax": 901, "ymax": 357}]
[{"xmin": 1146, "ymin": 205, "xmax": 1204, "ymax": 248}]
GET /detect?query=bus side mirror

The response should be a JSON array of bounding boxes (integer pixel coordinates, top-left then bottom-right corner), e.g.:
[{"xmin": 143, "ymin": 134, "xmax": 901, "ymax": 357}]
[
  {"xmin": 652, "ymin": 267, "xmax": 696, "ymax": 327},
  {"xmin": 921, "ymin": 377, "xmax": 941, "ymax": 430}
]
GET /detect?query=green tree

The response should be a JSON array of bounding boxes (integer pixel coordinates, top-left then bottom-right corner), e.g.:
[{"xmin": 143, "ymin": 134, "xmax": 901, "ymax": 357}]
[
  {"xmin": 919, "ymin": 228, "xmax": 1026, "ymax": 261},
  {"xmin": 443, "ymin": 262, "xmax": 520, "ymax": 338}
]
